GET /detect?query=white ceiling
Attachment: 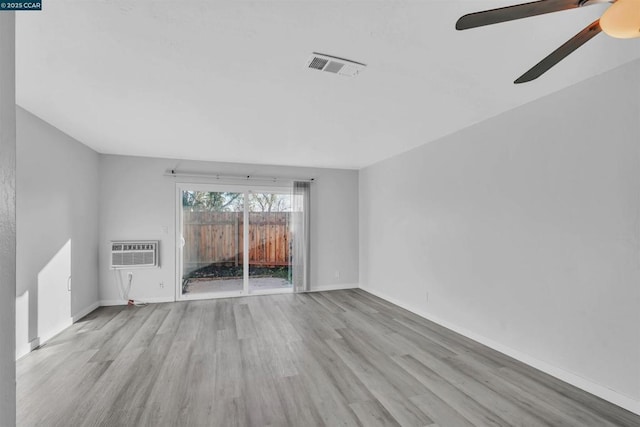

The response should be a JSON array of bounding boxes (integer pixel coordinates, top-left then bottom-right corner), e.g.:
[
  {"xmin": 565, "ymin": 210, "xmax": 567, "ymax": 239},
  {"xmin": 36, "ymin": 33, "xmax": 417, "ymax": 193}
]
[{"xmin": 16, "ymin": 1, "xmax": 640, "ymax": 169}]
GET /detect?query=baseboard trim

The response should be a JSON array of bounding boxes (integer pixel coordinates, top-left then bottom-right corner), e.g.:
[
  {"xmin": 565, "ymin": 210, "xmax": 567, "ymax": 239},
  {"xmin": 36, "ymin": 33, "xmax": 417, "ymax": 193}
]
[
  {"xmin": 39, "ymin": 320, "xmax": 73, "ymax": 348},
  {"xmin": 309, "ymin": 283, "xmax": 359, "ymax": 292},
  {"xmin": 16, "ymin": 338, "xmax": 40, "ymax": 360},
  {"xmin": 73, "ymin": 301, "xmax": 100, "ymax": 322},
  {"xmin": 361, "ymin": 286, "xmax": 640, "ymax": 416},
  {"xmin": 99, "ymin": 296, "xmax": 175, "ymax": 306}
]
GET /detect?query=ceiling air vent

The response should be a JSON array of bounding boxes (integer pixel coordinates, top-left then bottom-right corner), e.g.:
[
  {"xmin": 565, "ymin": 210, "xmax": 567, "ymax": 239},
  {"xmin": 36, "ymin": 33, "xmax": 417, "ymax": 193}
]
[
  {"xmin": 309, "ymin": 57, "xmax": 329, "ymax": 71},
  {"xmin": 306, "ymin": 53, "xmax": 366, "ymax": 77}
]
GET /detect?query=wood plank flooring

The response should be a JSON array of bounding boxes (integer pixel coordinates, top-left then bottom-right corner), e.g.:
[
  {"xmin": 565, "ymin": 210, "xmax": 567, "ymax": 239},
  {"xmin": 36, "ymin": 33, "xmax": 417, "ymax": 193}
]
[{"xmin": 16, "ymin": 290, "xmax": 640, "ymax": 427}]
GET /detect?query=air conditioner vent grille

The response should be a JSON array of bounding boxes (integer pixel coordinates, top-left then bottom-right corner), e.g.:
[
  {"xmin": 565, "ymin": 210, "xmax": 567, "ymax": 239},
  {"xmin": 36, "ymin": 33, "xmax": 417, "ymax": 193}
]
[
  {"xmin": 308, "ymin": 57, "xmax": 329, "ymax": 70},
  {"xmin": 306, "ymin": 53, "xmax": 366, "ymax": 77},
  {"xmin": 111, "ymin": 240, "xmax": 159, "ymax": 269},
  {"xmin": 324, "ymin": 61, "xmax": 344, "ymax": 74}
]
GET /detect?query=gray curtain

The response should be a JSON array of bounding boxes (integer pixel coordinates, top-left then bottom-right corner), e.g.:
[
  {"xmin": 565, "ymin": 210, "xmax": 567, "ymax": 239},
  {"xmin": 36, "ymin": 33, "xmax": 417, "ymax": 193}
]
[{"xmin": 291, "ymin": 181, "xmax": 310, "ymax": 293}]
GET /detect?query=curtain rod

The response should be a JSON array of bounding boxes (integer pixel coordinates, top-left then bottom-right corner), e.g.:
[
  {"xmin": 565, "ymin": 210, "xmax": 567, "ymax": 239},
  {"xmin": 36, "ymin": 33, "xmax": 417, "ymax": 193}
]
[{"xmin": 164, "ymin": 170, "xmax": 315, "ymax": 183}]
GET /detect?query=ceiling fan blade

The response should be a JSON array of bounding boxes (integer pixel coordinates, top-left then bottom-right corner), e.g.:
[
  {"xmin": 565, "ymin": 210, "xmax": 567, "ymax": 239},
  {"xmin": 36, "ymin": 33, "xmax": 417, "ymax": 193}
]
[
  {"xmin": 514, "ymin": 20, "xmax": 601, "ymax": 84},
  {"xmin": 456, "ymin": 0, "xmax": 582, "ymax": 30}
]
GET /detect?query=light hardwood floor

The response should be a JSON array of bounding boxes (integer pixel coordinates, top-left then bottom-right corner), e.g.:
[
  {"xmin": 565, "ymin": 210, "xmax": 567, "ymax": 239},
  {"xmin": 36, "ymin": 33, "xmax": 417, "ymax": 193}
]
[{"xmin": 17, "ymin": 289, "xmax": 640, "ymax": 426}]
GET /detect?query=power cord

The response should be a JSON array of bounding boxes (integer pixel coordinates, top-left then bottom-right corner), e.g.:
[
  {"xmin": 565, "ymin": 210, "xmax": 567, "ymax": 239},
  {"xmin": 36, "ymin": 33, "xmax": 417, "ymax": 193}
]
[{"xmin": 112, "ymin": 270, "xmax": 147, "ymax": 306}]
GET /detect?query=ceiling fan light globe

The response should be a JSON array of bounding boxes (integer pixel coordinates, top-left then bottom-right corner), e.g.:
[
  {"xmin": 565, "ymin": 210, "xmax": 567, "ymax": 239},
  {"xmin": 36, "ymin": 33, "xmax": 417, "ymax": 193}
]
[{"xmin": 600, "ymin": 0, "xmax": 640, "ymax": 39}]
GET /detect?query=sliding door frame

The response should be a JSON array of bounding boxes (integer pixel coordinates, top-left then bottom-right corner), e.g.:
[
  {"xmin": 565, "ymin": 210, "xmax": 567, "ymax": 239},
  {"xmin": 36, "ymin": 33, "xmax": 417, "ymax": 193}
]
[{"xmin": 175, "ymin": 182, "xmax": 293, "ymax": 301}]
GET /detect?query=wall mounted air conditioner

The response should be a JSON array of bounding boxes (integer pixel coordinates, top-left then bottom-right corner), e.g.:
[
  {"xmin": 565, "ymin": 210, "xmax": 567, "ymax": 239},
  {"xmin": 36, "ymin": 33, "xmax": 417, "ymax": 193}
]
[{"xmin": 111, "ymin": 241, "xmax": 159, "ymax": 269}]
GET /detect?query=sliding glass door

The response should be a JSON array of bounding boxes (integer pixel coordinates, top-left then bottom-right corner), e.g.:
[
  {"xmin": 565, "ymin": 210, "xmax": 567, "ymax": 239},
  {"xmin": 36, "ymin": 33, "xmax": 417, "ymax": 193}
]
[
  {"xmin": 177, "ymin": 184, "xmax": 293, "ymax": 300},
  {"xmin": 179, "ymin": 189, "xmax": 245, "ymax": 298}
]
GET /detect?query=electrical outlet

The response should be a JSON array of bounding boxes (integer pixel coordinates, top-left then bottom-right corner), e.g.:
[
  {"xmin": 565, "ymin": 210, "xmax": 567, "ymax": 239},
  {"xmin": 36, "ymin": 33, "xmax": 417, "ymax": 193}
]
[
  {"xmin": 334, "ymin": 270, "xmax": 340, "ymax": 279},
  {"xmin": 127, "ymin": 272, "xmax": 133, "ymax": 280},
  {"xmin": 159, "ymin": 282, "xmax": 164, "ymax": 289}
]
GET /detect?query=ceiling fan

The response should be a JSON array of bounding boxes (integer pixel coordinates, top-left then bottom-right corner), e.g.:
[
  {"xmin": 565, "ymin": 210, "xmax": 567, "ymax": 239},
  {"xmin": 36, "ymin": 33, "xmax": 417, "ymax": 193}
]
[{"xmin": 456, "ymin": 0, "xmax": 640, "ymax": 83}]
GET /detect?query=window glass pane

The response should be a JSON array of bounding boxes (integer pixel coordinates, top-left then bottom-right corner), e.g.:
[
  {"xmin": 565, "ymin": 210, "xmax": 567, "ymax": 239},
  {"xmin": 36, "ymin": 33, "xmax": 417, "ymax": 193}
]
[
  {"xmin": 247, "ymin": 192, "xmax": 292, "ymax": 292},
  {"xmin": 181, "ymin": 191, "xmax": 244, "ymax": 295}
]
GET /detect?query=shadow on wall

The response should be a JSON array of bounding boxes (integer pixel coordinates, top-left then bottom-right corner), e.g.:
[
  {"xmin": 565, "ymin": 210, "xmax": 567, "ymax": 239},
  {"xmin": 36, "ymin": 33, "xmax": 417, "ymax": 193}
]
[{"xmin": 16, "ymin": 239, "xmax": 72, "ymax": 358}]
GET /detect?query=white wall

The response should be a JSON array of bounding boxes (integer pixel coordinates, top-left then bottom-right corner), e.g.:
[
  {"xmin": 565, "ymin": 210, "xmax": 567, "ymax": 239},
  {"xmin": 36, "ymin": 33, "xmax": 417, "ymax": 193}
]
[
  {"xmin": 98, "ymin": 155, "xmax": 358, "ymax": 303},
  {"xmin": 0, "ymin": 12, "xmax": 16, "ymax": 427},
  {"xmin": 16, "ymin": 108, "xmax": 100, "ymax": 358},
  {"xmin": 360, "ymin": 60, "xmax": 640, "ymax": 413}
]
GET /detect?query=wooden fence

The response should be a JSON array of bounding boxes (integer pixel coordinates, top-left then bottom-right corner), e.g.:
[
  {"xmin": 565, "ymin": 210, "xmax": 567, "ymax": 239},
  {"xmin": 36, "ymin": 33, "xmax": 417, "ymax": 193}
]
[{"xmin": 182, "ymin": 210, "xmax": 291, "ymax": 272}]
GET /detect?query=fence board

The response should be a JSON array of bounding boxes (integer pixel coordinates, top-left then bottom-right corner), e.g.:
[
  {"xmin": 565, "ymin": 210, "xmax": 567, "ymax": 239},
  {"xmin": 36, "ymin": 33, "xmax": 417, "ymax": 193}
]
[{"xmin": 183, "ymin": 210, "xmax": 290, "ymax": 270}]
